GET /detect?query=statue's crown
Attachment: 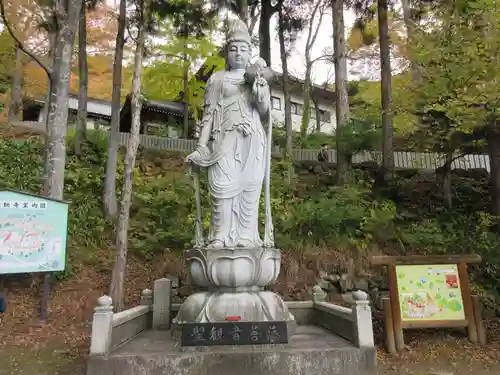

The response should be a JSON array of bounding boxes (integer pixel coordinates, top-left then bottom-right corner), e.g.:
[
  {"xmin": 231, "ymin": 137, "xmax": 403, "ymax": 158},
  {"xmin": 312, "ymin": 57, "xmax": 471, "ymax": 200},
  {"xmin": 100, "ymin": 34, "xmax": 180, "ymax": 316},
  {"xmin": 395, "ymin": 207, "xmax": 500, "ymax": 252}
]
[{"xmin": 227, "ymin": 18, "xmax": 251, "ymax": 45}]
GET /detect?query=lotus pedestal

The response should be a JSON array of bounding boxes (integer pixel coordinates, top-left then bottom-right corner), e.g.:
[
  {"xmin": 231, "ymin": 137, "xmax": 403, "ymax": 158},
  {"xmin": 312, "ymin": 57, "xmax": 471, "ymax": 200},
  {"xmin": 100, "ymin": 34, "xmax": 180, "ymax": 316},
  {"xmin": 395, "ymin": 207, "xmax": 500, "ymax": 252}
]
[{"xmin": 172, "ymin": 247, "xmax": 295, "ymax": 333}]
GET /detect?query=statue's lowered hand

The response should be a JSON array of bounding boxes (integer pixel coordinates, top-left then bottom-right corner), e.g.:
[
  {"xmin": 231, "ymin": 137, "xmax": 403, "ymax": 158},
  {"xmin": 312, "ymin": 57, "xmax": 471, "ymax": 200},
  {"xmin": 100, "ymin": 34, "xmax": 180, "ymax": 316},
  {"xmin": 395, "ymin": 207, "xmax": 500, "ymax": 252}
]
[{"xmin": 184, "ymin": 145, "xmax": 210, "ymax": 174}]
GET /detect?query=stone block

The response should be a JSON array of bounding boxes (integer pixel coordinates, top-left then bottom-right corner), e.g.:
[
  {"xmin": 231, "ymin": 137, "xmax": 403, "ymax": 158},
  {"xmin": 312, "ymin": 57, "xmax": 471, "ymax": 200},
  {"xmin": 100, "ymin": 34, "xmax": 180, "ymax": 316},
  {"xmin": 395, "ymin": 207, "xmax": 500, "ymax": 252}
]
[{"xmin": 153, "ymin": 278, "xmax": 172, "ymax": 330}]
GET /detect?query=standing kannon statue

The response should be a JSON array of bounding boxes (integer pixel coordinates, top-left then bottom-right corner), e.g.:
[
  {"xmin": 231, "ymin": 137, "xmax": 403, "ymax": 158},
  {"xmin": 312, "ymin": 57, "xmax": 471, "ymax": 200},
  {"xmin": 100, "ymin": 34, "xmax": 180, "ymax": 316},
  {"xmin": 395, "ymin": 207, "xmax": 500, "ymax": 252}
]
[
  {"xmin": 185, "ymin": 18, "xmax": 274, "ymax": 250},
  {"xmin": 174, "ymin": 18, "xmax": 294, "ymax": 328}
]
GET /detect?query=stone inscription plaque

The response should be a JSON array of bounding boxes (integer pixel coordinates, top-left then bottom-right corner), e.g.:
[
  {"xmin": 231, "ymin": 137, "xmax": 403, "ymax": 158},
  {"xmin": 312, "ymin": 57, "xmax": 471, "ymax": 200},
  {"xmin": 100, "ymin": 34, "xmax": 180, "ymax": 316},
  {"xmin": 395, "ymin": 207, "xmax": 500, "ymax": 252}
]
[{"xmin": 180, "ymin": 321, "xmax": 288, "ymax": 346}]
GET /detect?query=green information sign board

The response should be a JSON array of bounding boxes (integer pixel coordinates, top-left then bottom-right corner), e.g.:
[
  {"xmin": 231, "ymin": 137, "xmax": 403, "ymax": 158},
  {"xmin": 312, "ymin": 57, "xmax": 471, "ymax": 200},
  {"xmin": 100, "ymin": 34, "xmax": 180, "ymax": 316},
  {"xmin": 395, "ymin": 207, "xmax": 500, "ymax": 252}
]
[
  {"xmin": 396, "ymin": 264, "xmax": 465, "ymax": 322},
  {"xmin": 0, "ymin": 190, "xmax": 69, "ymax": 275}
]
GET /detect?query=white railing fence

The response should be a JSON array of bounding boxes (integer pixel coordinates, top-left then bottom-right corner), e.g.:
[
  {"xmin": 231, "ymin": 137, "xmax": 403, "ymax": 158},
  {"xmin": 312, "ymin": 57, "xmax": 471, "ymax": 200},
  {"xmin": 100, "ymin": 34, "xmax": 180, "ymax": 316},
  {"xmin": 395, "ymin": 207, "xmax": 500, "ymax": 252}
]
[{"xmin": 92, "ymin": 131, "xmax": 491, "ymax": 172}]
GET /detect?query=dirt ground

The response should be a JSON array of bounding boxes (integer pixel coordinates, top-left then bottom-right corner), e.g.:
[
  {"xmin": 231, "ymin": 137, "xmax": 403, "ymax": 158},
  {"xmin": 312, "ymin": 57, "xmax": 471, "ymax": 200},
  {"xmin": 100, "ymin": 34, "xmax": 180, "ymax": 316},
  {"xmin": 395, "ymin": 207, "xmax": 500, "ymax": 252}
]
[{"xmin": 375, "ymin": 320, "xmax": 500, "ymax": 375}]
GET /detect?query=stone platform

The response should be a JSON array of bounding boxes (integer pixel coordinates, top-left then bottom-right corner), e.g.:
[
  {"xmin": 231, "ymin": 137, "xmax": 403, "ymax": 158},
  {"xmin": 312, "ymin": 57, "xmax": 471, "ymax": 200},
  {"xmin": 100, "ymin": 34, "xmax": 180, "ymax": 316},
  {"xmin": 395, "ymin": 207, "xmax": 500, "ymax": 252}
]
[{"xmin": 86, "ymin": 325, "xmax": 376, "ymax": 375}]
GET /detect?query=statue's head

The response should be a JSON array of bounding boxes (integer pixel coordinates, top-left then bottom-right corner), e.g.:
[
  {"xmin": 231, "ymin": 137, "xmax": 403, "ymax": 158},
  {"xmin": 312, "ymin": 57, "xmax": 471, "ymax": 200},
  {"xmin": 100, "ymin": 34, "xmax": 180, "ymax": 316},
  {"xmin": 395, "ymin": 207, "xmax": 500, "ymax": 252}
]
[{"xmin": 225, "ymin": 18, "xmax": 251, "ymax": 70}]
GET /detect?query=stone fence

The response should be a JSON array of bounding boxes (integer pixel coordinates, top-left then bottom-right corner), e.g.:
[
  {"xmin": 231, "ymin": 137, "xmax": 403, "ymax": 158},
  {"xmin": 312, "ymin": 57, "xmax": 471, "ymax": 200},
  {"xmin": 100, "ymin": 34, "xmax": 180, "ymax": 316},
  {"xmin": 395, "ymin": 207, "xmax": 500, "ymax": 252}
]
[{"xmin": 89, "ymin": 278, "xmax": 374, "ymax": 355}]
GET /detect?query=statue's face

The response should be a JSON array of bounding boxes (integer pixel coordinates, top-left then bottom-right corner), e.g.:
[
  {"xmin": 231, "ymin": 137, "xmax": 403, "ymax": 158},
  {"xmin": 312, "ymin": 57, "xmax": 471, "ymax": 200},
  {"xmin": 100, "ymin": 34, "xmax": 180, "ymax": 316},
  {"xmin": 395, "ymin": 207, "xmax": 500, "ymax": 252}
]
[{"xmin": 227, "ymin": 41, "xmax": 250, "ymax": 70}]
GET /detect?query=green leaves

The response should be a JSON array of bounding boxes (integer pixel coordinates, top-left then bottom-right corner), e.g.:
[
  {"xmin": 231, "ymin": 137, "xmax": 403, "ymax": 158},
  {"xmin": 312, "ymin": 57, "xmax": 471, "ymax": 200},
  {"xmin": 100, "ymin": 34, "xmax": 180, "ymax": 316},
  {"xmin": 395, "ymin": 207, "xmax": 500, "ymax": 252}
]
[
  {"xmin": 415, "ymin": 1, "xmax": 500, "ymax": 132},
  {"xmin": 142, "ymin": 19, "xmax": 224, "ymax": 120}
]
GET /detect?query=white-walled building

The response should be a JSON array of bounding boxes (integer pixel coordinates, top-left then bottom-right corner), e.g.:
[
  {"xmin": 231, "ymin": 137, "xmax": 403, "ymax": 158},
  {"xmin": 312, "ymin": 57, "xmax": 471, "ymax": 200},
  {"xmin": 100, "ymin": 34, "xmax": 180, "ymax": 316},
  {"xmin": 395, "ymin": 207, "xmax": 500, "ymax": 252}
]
[
  {"xmin": 268, "ymin": 74, "xmax": 337, "ymax": 134},
  {"xmin": 26, "ymin": 74, "xmax": 337, "ymax": 137}
]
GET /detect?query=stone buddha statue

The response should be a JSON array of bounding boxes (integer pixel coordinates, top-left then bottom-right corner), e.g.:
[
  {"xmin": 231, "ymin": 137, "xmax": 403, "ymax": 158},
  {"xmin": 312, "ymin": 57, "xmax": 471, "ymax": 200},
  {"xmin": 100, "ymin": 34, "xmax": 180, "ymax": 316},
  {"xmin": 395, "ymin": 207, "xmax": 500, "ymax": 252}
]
[
  {"xmin": 174, "ymin": 18, "xmax": 294, "ymax": 329},
  {"xmin": 185, "ymin": 17, "xmax": 274, "ymax": 250}
]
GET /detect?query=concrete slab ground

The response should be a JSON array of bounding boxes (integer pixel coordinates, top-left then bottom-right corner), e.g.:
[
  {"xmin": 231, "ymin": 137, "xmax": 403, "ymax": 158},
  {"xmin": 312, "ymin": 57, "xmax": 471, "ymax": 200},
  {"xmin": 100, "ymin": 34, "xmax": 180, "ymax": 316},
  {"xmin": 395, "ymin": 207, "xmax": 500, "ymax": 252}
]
[{"xmin": 86, "ymin": 325, "xmax": 376, "ymax": 375}]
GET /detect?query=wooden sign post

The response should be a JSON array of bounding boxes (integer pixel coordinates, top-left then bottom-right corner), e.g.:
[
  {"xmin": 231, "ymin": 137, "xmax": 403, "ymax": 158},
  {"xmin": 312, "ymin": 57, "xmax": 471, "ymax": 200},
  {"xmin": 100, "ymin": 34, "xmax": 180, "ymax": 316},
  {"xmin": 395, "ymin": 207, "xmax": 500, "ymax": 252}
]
[{"xmin": 370, "ymin": 255, "xmax": 486, "ymax": 353}]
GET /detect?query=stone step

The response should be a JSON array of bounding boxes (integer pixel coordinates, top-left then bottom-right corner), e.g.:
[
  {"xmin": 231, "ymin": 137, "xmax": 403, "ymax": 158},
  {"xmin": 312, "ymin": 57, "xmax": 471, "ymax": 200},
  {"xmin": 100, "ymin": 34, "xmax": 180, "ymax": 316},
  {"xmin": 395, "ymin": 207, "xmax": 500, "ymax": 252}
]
[{"xmin": 86, "ymin": 325, "xmax": 376, "ymax": 375}]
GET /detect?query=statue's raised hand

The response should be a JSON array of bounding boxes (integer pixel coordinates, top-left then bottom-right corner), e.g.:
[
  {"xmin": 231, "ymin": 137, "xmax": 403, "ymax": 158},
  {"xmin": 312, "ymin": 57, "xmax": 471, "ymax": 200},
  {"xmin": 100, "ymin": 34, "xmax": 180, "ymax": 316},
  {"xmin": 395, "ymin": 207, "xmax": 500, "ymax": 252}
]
[{"xmin": 252, "ymin": 75, "xmax": 270, "ymax": 104}]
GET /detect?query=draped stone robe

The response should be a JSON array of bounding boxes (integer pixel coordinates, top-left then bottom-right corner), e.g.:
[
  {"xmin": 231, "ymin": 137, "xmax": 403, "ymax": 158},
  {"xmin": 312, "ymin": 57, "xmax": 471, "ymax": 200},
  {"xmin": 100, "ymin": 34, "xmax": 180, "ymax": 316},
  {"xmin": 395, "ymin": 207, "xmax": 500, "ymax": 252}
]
[{"xmin": 187, "ymin": 70, "xmax": 267, "ymax": 248}]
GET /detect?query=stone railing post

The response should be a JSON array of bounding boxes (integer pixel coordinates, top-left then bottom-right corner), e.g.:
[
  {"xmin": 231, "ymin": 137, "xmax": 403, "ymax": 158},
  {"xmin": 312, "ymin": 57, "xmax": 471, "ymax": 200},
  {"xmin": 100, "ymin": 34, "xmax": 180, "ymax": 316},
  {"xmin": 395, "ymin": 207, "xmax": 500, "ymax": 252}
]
[
  {"xmin": 140, "ymin": 288, "xmax": 153, "ymax": 306},
  {"xmin": 89, "ymin": 295, "xmax": 114, "ymax": 355},
  {"xmin": 352, "ymin": 291, "xmax": 375, "ymax": 348},
  {"xmin": 152, "ymin": 278, "xmax": 172, "ymax": 330}
]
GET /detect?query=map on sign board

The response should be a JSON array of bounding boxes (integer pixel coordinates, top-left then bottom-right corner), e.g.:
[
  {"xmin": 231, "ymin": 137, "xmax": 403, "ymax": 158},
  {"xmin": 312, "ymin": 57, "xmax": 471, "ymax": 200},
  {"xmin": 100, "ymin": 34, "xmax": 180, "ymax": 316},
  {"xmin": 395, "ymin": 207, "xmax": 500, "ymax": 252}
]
[
  {"xmin": 0, "ymin": 190, "xmax": 69, "ymax": 275},
  {"xmin": 396, "ymin": 264, "xmax": 465, "ymax": 322}
]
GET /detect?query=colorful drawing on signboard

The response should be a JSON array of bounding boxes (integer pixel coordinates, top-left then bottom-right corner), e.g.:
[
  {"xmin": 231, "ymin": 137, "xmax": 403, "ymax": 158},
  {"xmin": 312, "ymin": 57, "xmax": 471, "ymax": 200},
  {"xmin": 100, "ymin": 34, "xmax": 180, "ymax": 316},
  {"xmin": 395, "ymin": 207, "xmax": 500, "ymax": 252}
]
[
  {"xmin": 0, "ymin": 190, "xmax": 68, "ymax": 275},
  {"xmin": 396, "ymin": 264, "xmax": 465, "ymax": 321}
]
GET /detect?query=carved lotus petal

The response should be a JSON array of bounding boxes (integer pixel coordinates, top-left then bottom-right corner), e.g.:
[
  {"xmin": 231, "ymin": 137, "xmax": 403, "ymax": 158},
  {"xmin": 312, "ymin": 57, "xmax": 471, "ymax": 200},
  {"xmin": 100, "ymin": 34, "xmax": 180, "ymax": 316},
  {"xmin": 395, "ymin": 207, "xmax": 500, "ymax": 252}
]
[
  {"xmin": 185, "ymin": 248, "xmax": 282, "ymax": 289},
  {"xmin": 205, "ymin": 292, "xmax": 264, "ymax": 321},
  {"xmin": 187, "ymin": 254, "xmax": 211, "ymax": 288},
  {"xmin": 209, "ymin": 254, "xmax": 256, "ymax": 288},
  {"xmin": 256, "ymin": 250, "xmax": 281, "ymax": 287}
]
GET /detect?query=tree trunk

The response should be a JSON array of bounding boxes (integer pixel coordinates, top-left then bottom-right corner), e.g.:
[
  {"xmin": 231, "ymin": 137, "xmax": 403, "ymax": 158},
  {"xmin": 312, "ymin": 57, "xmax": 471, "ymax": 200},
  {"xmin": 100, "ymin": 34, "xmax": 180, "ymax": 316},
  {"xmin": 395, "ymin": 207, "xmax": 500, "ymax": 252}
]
[
  {"xmin": 300, "ymin": 70, "xmax": 312, "ymax": 146},
  {"xmin": 400, "ymin": 0, "xmax": 419, "ymax": 82},
  {"xmin": 487, "ymin": 126, "xmax": 500, "ymax": 224},
  {"xmin": 259, "ymin": 0, "xmax": 272, "ymax": 66},
  {"xmin": 40, "ymin": 31, "xmax": 58, "ymax": 196},
  {"xmin": 182, "ymin": 45, "xmax": 190, "ymax": 138},
  {"xmin": 237, "ymin": 0, "xmax": 249, "ymax": 23},
  {"xmin": 377, "ymin": 0, "xmax": 394, "ymax": 183},
  {"xmin": 442, "ymin": 152, "xmax": 453, "ymax": 208},
  {"xmin": 110, "ymin": 0, "xmax": 148, "ymax": 312},
  {"xmin": 75, "ymin": 2, "xmax": 89, "ymax": 155},
  {"xmin": 311, "ymin": 94, "xmax": 321, "ymax": 133},
  {"xmin": 43, "ymin": 0, "xmax": 84, "ymax": 199},
  {"xmin": 103, "ymin": 0, "xmax": 127, "ymax": 218},
  {"xmin": 332, "ymin": 0, "xmax": 350, "ymax": 185},
  {"xmin": 8, "ymin": 47, "xmax": 22, "ymax": 122},
  {"xmin": 278, "ymin": 9, "xmax": 293, "ymax": 159},
  {"xmin": 40, "ymin": 32, "xmax": 56, "ymax": 127}
]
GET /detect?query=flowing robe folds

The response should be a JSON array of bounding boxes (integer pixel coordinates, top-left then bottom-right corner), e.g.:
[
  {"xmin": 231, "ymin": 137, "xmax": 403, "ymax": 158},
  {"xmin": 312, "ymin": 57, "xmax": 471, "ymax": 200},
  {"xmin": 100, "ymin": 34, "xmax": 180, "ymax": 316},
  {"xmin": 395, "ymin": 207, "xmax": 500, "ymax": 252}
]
[{"xmin": 186, "ymin": 70, "xmax": 267, "ymax": 248}]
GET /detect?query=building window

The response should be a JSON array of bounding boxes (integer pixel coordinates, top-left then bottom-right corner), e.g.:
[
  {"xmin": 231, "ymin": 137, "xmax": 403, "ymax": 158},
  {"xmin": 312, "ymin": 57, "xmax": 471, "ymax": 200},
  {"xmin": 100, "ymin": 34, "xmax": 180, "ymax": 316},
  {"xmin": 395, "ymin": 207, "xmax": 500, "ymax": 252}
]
[
  {"xmin": 319, "ymin": 110, "xmax": 331, "ymax": 122},
  {"xmin": 291, "ymin": 103, "xmax": 297, "ymax": 114},
  {"xmin": 291, "ymin": 101, "xmax": 304, "ymax": 115},
  {"xmin": 296, "ymin": 103, "xmax": 303, "ymax": 115},
  {"xmin": 271, "ymin": 96, "xmax": 282, "ymax": 110}
]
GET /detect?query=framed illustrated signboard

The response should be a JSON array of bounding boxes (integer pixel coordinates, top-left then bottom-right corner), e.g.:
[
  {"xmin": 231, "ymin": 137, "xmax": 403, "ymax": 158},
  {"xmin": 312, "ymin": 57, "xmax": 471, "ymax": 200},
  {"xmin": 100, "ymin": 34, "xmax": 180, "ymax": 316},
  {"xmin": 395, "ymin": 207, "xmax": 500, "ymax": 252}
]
[
  {"xmin": 370, "ymin": 255, "xmax": 486, "ymax": 354},
  {"xmin": 0, "ymin": 190, "xmax": 69, "ymax": 275},
  {"xmin": 0, "ymin": 189, "xmax": 69, "ymax": 321},
  {"xmin": 396, "ymin": 264, "xmax": 465, "ymax": 322}
]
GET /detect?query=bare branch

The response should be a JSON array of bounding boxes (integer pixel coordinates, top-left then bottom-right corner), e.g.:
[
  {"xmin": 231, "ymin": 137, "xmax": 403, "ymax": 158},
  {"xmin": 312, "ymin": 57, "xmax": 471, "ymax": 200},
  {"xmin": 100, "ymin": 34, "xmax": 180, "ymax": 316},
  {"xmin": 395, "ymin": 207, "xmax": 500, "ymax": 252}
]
[
  {"xmin": 126, "ymin": 22, "xmax": 138, "ymax": 45},
  {"xmin": 304, "ymin": 0, "xmax": 327, "ymax": 64},
  {"xmin": 309, "ymin": 0, "xmax": 327, "ymax": 49},
  {"xmin": 311, "ymin": 53, "xmax": 332, "ymax": 64},
  {"xmin": 248, "ymin": 2, "xmax": 259, "ymax": 35},
  {"xmin": 305, "ymin": 1, "xmax": 321, "ymax": 52},
  {"xmin": 0, "ymin": 0, "xmax": 53, "ymax": 77}
]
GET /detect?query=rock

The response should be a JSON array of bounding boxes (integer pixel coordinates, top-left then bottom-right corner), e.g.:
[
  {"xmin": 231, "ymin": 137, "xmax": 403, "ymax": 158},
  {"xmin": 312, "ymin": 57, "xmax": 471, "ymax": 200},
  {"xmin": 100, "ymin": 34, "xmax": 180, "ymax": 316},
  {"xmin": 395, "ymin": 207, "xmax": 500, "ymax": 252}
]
[
  {"xmin": 317, "ymin": 279, "xmax": 331, "ymax": 290},
  {"xmin": 166, "ymin": 275, "xmax": 180, "ymax": 289},
  {"xmin": 353, "ymin": 278, "xmax": 369, "ymax": 292},
  {"xmin": 341, "ymin": 293, "xmax": 355, "ymax": 305},
  {"xmin": 178, "ymin": 285, "xmax": 195, "ymax": 297},
  {"xmin": 375, "ymin": 291, "xmax": 389, "ymax": 310},
  {"xmin": 312, "ymin": 285, "xmax": 327, "ymax": 302},
  {"xmin": 369, "ymin": 287, "xmax": 379, "ymax": 305},
  {"xmin": 325, "ymin": 273, "xmax": 340, "ymax": 283},
  {"xmin": 339, "ymin": 274, "xmax": 353, "ymax": 293}
]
